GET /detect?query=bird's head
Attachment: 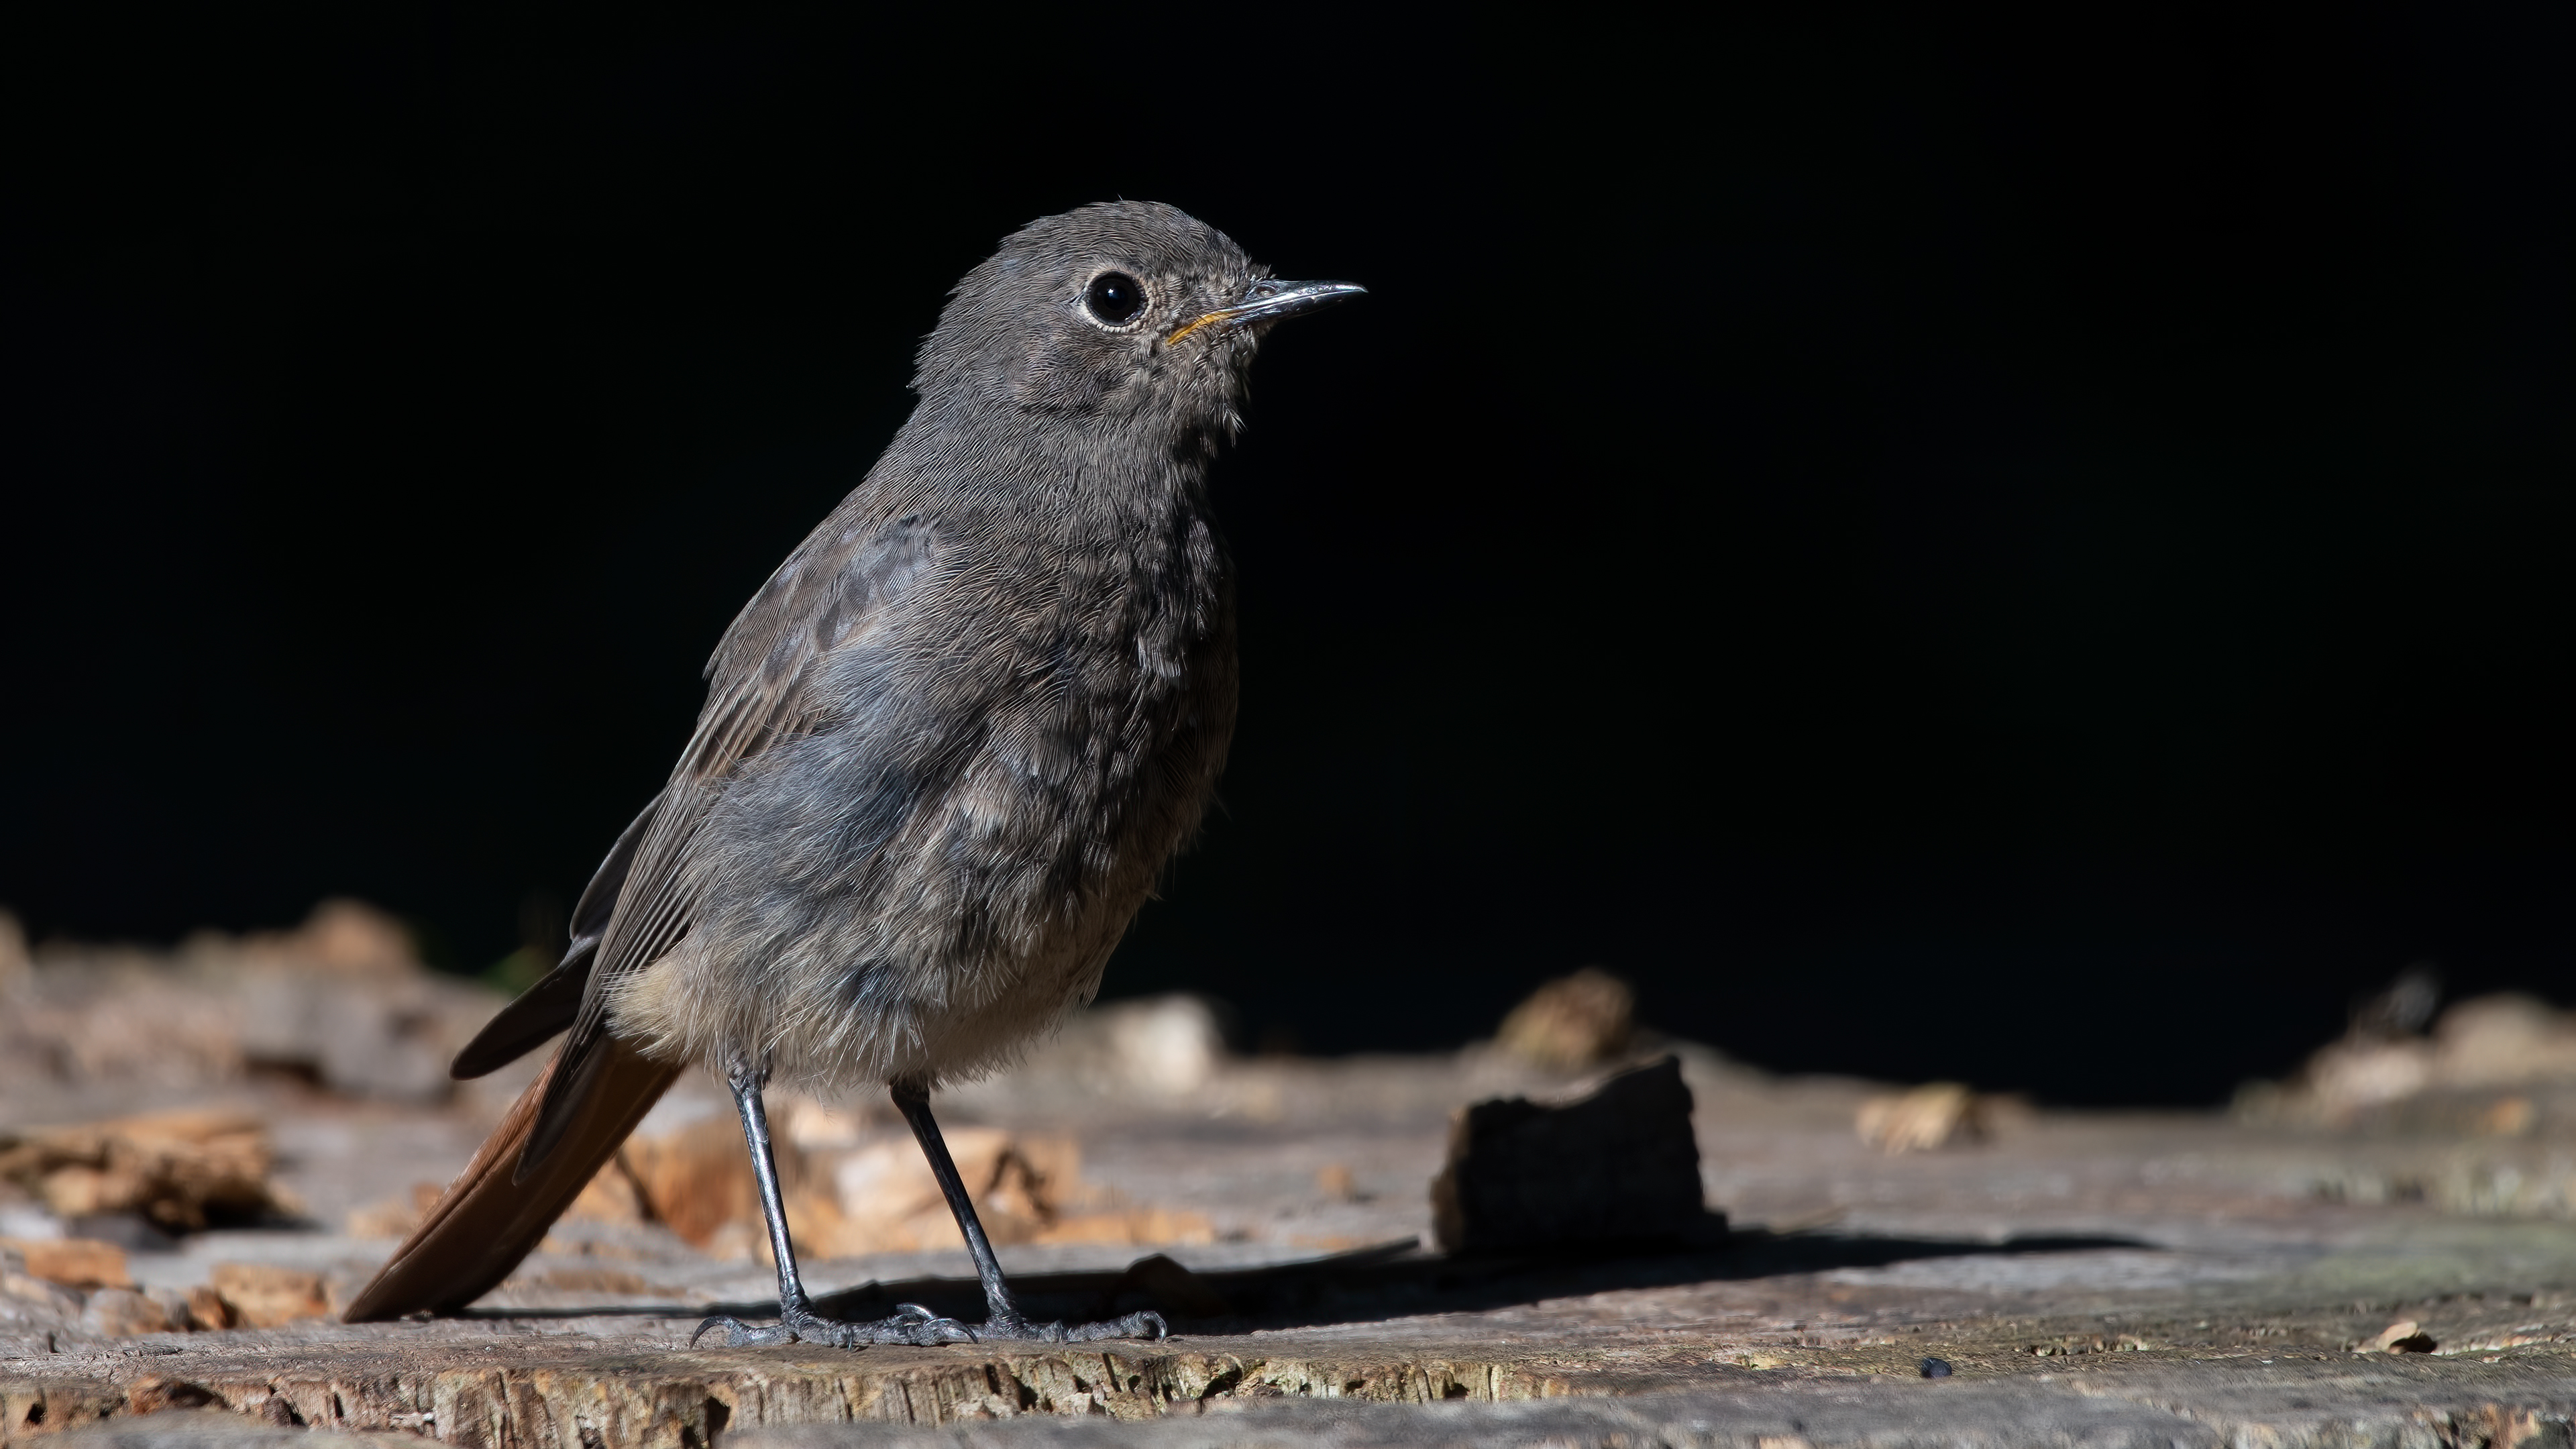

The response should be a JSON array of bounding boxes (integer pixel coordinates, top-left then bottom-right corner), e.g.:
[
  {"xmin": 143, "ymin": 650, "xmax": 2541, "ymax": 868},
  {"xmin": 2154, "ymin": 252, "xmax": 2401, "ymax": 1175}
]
[{"xmin": 915, "ymin": 201, "xmax": 1362, "ymax": 449}]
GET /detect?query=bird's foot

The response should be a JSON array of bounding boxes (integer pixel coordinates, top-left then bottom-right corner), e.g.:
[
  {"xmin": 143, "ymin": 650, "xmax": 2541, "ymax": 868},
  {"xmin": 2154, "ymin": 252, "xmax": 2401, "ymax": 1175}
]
[
  {"xmin": 692, "ymin": 1301, "xmax": 1166, "ymax": 1350},
  {"xmin": 692, "ymin": 1301, "xmax": 975, "ymax": 1349}
]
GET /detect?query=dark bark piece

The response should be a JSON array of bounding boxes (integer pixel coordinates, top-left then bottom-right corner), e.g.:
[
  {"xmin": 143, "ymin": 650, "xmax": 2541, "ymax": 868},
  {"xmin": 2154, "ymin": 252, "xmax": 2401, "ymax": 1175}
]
[{"xmin": 1430, "ymin": 1055, "xmax": 1713, "ymax": 1252}]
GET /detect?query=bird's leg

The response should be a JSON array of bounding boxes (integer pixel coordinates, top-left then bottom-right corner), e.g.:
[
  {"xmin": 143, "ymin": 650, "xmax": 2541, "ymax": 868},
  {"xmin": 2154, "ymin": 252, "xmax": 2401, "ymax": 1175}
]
[
  {"xmin": 891, "ymin": 1080, "xmax": 1167, "ymax": 1344},
  {"xmin": 691, "ymin": 1063, "xmax": 974, "ymax": 1349}
]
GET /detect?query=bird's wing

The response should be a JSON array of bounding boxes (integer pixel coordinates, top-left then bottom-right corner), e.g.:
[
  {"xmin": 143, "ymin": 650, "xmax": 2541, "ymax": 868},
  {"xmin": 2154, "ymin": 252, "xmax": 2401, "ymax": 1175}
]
[
  {"xmin": 518, "ymin": 508, "xmax": 941, "ymax": 1173},
  {"xmin": 448, "ymin": 796, "xmax": 658, "ymax": 1080}
]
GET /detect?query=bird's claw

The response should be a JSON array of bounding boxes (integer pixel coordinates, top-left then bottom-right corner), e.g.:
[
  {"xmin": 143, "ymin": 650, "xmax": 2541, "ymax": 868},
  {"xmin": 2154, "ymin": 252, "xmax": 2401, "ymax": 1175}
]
[
  {"xmin": 690, "ymin": 1314, "xmax": 794, "ymax": 1348},
  {"xmin": 868, "ymin": 1303, "xmax": 975, "ymax": 1346},
  {"xmin": 1065, "ymin": 1310, "xmax": 1169, "ymax": 1343}
]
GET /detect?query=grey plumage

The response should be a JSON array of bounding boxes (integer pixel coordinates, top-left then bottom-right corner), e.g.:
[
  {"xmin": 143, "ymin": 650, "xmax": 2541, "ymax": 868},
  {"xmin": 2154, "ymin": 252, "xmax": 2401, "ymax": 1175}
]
[
  {"xmin": 578, "ymin": 199, "xmax": 1251, "ymax": 1108},
  {"xmin": 349, "ymin": 202, "xmax": 1358, "ymax": 1334}
]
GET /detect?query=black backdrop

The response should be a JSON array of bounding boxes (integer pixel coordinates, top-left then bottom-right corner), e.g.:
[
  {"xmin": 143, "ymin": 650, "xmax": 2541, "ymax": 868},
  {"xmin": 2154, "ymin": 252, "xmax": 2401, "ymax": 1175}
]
[{"xmin": 3, "ymin": 10, "xmax": 2567, "ymax": 1104}]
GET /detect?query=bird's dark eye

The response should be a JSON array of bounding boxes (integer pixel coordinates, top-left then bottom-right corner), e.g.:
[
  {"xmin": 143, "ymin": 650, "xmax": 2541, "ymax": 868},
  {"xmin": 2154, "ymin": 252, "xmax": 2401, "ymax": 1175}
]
[{"xmin": 1083, "ymin": 271, "xmax": 1146, "ymax": 326}]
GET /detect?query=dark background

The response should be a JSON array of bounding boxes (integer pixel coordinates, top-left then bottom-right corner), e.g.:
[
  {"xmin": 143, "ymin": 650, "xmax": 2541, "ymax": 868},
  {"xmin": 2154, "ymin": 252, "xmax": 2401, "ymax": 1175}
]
[{"xmin": 3, "ymin": 9, "xmax": 2567, "ymax": 1106}]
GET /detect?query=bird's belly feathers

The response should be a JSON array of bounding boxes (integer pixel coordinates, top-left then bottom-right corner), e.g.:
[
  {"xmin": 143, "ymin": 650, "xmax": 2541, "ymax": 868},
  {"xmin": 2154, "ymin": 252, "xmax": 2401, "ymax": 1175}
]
[{"xmin": 607, "ymin": 569, "xmax": 1236, "ymax": 1091}]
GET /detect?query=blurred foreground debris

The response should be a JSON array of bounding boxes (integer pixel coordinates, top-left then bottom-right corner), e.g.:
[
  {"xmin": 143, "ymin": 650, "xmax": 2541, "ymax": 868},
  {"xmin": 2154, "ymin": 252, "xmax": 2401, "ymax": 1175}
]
[
  {"xmin": 0, "ymin": 901, "xmax": 505, "ymax": 1104},
  {"xmin": 0, "ymin": 1109, "xmax": 296, "ymax": 1231},
  {"xmin": 1430, "ymin": 1055, "xmax": 1712, "ymax": 1252}
]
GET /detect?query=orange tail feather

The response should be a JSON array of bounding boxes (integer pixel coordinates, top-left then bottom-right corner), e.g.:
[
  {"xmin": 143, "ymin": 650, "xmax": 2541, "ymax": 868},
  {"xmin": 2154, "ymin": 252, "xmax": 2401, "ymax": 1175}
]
[{"xmin": 341, "ymin": 1037, "xmax": 682, "ymax": 1322}]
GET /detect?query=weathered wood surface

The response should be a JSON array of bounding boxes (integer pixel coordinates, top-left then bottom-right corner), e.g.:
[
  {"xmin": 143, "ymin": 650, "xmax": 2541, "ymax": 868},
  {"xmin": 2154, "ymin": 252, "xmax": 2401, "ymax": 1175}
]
[
  {"xmin": 32, "ymin": 1364, "xmax": 2576, "ymax": 1449},
  {"xmin": 12, "ymin": 1044, "xmax": 2576, "ymax": 1444},
  {"xmin": 15, "ymin": 1285, "xmax": 2576, "ymax": 1448}
]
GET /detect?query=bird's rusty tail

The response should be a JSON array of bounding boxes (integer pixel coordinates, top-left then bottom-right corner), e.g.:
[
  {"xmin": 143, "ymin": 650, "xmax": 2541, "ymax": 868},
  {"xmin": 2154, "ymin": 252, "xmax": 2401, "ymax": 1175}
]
[{"xmin": 341, "ymin": 1036, "xmax": 681, "ymax": 1322}]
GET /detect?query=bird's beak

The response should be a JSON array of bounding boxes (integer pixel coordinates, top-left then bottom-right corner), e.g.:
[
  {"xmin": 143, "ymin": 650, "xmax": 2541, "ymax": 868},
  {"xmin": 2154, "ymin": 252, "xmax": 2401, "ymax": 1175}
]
[{"xmin": 1165, "ymin": 279, "xmax": 1366, "ymax": 348}]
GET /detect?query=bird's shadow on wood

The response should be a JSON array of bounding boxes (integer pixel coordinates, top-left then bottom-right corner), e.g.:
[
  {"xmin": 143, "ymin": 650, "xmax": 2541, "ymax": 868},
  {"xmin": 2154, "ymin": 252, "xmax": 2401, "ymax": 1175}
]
[{"xmin": 511, "ymin": 1218, "xmax": 2155, "ymax": 1335}]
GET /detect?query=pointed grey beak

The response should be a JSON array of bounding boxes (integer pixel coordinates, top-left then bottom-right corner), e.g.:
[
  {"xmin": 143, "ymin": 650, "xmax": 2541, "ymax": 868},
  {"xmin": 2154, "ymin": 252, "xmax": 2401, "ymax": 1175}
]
[{"xmin": 1165, "ymin": 280, "xmax": 1366, "ymax": 347}]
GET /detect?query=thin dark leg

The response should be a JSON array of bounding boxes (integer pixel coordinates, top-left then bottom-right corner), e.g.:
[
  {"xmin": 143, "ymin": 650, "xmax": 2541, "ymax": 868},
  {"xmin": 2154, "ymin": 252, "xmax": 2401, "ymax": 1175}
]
[
  {"xmin": 891, "ymin": 1081, "xmax": 1025, "ymax": 1327},
  {"xmin": 691, "ymin": 1064, "xmax": 972, "ymax": 1349},
  {"xmin": 893, "ymin": 1081, "xmax": 1166, "ymax": 1344},
  {"xmin": 737, "ymin": 1063, "xmax": 808, "ymax": 1311}
]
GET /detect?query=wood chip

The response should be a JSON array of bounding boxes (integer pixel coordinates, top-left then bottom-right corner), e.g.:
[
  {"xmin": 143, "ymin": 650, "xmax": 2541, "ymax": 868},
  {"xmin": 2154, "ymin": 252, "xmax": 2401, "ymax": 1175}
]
[
  {"xmin": 0, "ymin": 1236, "xmax": 131, "ymax": 1289},
  {"xmin": 0, "ymin": 1108, "xmax": 286, "ymax": 1230},
  {"xmin": 1858, "ymin": 1083, "xmax": 1982, "ymax": 1154},
  {"xmin": 1430, "ymin": 1055, "xmax": 1709, "ymax": 1252},
  {"xmin": 1494, "ymin": 968, "xmax": 1634, "ymax": 1070},
  {"xmin": 208, "ymin": 1262, "xmax": 330, "ymax": 1328},
  {"xmin": 2373, "ymin": 1320, "xmax": 2438, "ymax": 1353},
  {"xmin": 78, "ymin": 1287, "xmax": 181, "ymax": 1337}
]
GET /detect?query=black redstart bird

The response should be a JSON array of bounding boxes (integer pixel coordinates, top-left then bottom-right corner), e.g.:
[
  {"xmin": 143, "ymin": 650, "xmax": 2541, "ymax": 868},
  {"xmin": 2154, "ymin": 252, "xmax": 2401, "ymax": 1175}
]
[{"xmin": 340, "ymin": 202, "xmax": 1361, "ymax": 1345}]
